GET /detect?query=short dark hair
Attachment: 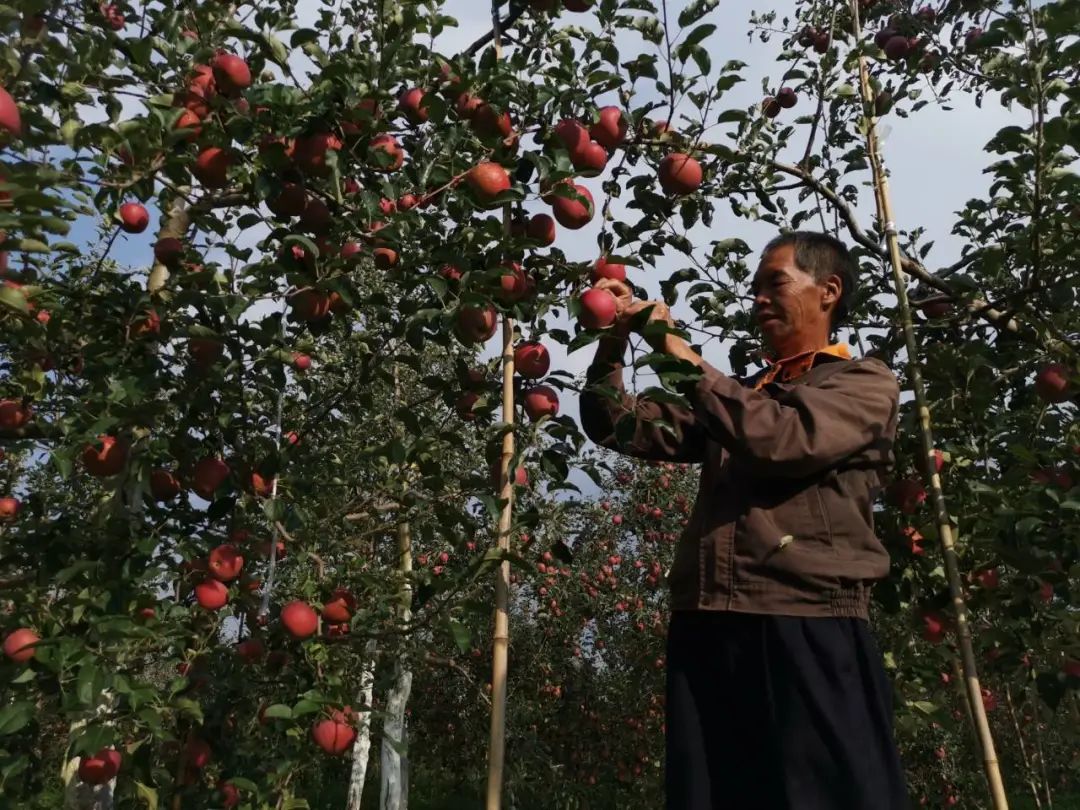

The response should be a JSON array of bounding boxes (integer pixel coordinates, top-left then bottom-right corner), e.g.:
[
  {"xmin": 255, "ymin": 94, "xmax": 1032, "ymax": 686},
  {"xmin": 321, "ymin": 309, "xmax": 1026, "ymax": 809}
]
[{"xmin": 761, "ymin": 231, "xmax": 856, "ymax": 331}]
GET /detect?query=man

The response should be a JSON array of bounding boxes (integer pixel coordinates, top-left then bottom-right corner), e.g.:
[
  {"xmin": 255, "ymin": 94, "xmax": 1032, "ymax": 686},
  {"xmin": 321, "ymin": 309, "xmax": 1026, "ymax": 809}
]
[{"xmin": 579, "ymin": 232, "xmax": 908, "ymax": 810}]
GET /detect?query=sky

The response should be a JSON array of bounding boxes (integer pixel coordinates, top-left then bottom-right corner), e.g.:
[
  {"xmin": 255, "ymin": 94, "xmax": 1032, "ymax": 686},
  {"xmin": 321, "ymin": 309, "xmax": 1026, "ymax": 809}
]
[{"xmin": 86, "ymin": 0, "xmax": 1019, "ymax": 496}]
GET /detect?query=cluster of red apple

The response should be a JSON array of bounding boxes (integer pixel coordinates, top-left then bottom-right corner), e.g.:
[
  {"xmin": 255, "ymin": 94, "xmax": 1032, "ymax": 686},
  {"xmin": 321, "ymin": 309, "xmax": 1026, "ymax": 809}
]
[
  {"xmin": 871, "ymin": 7, "xmax": 951, "ymax": 70},
  {"xmin": 97, "ymin": 1, "xmax": 125, "ymax": 31},
  {"xmin": 761, "ymin": 88, "xmax": 798, "ymax": 119},
  {"xmin": 311, "ymin": 706, "xmax": 358, "ymax": 755}
]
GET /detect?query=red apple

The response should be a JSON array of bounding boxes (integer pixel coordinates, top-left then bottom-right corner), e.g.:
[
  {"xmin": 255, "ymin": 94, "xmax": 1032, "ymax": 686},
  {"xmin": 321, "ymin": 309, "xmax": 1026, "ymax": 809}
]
[
  {"xmin": 3, "ymin": 628, "xmax": 39, "ymax": 662},
  {"xmin": 290, "ymin": 289, "xmax": 332, "ymax": 322},
  {"xmin": 456, "ymin": 392, "xmax": 479, "ymax": 420},
  {"xmin": 578, "ymin": 287, "xmax": 617, "ymax": 329},
  {"xmin": 590, "ymin": 106, "xmax": 626, "ymax": 149},
  {"xmin": 342, "ymin": 97, "xmax": 382, "ymax": 138},
  {"xmin": 526, "ymin": 213, "xmax": 556, "ymax": 246},
  {"xmin": 192, "ymin": 456, "xmax": 230, "ymax": 500},
  {"xmin": 571, "ymin": 140, "xmax": 608, "ymax": 176},
  {"xmin": 466, "ymin": 162, "xmax": 511, "ymax": 205},
  {"xmin": 267, "ymin": 183, "xmax": 307, "ymax": 218},
  {"xmin": 1034, "ymin": 363, "xmax": 1071, "ymax": 404},
  {"xmin": 920, "ymin": 299, "xmax": 952, "ymax": 318},
  {"xmin": 194, "ymin": 579, "xmax": 228, "ymax": 611},
  {"xmin": 975, "ymin": 567, "xmax": 1000, "ymax": 589},
  {"xmin": 921, "ymin": 611, "xmax": 948, "ymax": 644},
  {"xmin": 497, "ymin": 262, "xmax": 533, "ymax": 303},
  {"xmin": 281, "ymin": 601, "xmax": 318, "ymax": 639},
  {"xmin": 77, "ymin": 748, "xmax": 121, "ymax": 785},
  {"xmin": 658, "ymin": 153, "xmax": 702, "ymax": 195},
  {"xmin": 439, "ymin": 264, "xmax": 463, "ymax": 282},
  {"xmin": 211, "ymin": 53, "xmax": 251, "ymax": 97},
  {"xmin": 885, "ymin": 35, "xmax": 910, "ymax": 60},
  {"xmin": 777, "ymin": 87, "xmax": 798, "ymax": 108},
  {"xmin": 0, "ymin": 87, "xmax": 22, "ymax": 140},
  {"xmin": 82, "ymin": 436, "xmax": 128, "ymax": 477},
  {"xmin": 455, "ymin": 92, "xmax": 483, "ymax": 119},
  {"xmin": 208, "ymin": 544, "xmax": 244, "ymax": 582},
  {"xmin": 154, "ymin": 237, "xmax": 184, "ymax": 265},
  {"xmin": 367, "ymin": 134, "xmax": 404, "ymax": 172},
  {"xmin": 312, "ymin": 715, "xmax": 356, "ymax": 755},
  {"xmin": 293, "ymin": 132, "xmax": 342, "ymax": 176},
  {"xmin": 887, "ymin": 478, "xmax": 926, "ymax": 514},
  {"xmin": 550, "ymin": 182, "xmax": 594, "ymax": 229},
  {"xmin": 455, "ymin": 305, "xmax": 498, "ymax": 345},
  {"xmin": 0, "ymin": 497, "xmax": 20, "ymax": 520},
  {"xmin": 235, "ymin": 638, "xmax": 264, "ymax": 664},
  {"xmin": 118, "ymin": 202, "xmax": 149, "ymax": 234},
  {"xmin": 472, "ymin": 104, "xmax": 513, "ymax": 139},
  {"xmin": 192, "ymin": 147, "xmax": 231, "ymax": 188},
  {"xmin": 762, "ymin": 96, "xmax": 781, "ymax": 118},
  {"xmin": 189, "ymin": 337, "xmax": 224, "ymax": 370},
  {"xmin": 150, "ymin": 469, "xmax": 182, "ymax": 501},
  {"xmin": 373, "ymin": 246, "xmax": 398, "ymax": 269},
  {"xmin": 592, "ymin": 256, "xmax": 626, "ymax": 282},
  {"xmin": 321, "ymin": 589, "xmax": 356, "ymax": 623},
  {"xmin": 186, "ymin": 737, "xmax": 212, "ymax": 769},
  {"xmin": 0, "ymin": 399, "xmax": 30, "ymax": 430},
  {"xmin": 523, "ymin": 385, "xmax": 559, "ymax": 421},
  {"xmin": 398, "ymin": 87, "xmax": 429, "ymax": 124},
  {"xmin": 99, "ymin": 3, "xmax": 125, "ymax": 30},
  {"xmin": 299, "ymin": 197, "xmax": 331, "ymax": 233},
  {"xmin": 514, "ymin": 341, "xmax": 550, "ymax": 379},
  {"xmin": 553, "ymin": 119, "xmax": 589, "ymax": 153},
  {"xmin": 293, "ymin": 352, "xmax": 311, "ymax": 372},
  {"xmin": 249, "ymin": 471, "xmax": 274, "ymax": 497}
]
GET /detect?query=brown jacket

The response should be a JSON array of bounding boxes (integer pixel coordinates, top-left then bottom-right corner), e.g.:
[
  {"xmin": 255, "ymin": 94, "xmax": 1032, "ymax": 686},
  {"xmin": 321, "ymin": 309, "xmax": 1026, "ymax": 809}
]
[{"xmin": 579, "ymin": 345, "xmax": 900, "ymax": 619}]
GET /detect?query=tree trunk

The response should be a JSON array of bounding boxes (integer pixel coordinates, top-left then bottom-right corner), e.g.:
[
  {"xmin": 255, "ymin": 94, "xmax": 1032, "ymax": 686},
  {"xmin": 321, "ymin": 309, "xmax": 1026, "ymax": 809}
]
[
  {"xmin": 346, "ymin": 638, "xmax": 379, "ymax": 810},
  {"xmin": 380, "ymin": 660, "xmax": 412, "ymax": 810},
  {"xmin": 380, "ymin": 516, "xmax": 412, "ymax": 810}
]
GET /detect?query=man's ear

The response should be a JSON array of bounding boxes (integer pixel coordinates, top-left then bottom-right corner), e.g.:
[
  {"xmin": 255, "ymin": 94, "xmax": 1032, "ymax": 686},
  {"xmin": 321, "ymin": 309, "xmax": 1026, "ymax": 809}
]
[{"xmin": 821, "ymin": 272, "xmax": 842, "ymax": 311}]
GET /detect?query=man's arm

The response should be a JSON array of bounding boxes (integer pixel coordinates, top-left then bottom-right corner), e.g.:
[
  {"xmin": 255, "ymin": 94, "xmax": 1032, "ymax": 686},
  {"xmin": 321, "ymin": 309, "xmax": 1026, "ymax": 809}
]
[
  {"xmin": 579, "ymin": 329, "xmax": 708, "ymax": 464},
  {"xmin": 631, "ymin": 312, "xmax": 897, "ymax": 478},
  {"xmin": 675, "ymin": 349, "xmax": 898, "ymax": 478}
]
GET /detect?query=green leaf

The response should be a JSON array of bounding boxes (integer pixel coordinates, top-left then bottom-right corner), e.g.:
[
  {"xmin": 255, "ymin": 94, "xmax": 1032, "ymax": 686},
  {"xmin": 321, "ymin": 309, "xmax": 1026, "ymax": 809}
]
[
  {"xmin": 0, "ymin": 285, "xmax": 28, "ymax": 314},
  {"xmin": 447, "ymin": 619, "xmax": 471, "ymax": 654},
  {"xmin": 0, "ymin": 701, "xmax": 35, "ymax": 735},
  {"xmin": 291, "ymin": 699, "xmax": 321, "ymax": 717},
  {"xmin": 135, "ymin": 782, "xmax": 158, "ymax": 810},
  {"xmin": 76, "ymin": 660, "xmax": 102, "ymax": 706},
  {"xmin": 263, "ymin": 704, "xmax": 293, "ymax": 720}
]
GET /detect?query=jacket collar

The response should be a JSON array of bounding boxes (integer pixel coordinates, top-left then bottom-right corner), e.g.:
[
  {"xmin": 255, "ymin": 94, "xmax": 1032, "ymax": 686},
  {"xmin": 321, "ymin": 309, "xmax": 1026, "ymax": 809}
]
[{"xmin": 752, "ymin": 343, "xmax": 852, "ymax": 389}]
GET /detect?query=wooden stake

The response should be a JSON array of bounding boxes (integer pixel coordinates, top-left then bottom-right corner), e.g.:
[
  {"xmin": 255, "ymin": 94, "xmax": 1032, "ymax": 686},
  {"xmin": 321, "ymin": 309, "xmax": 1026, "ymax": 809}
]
[
  {"xmin": 484, "ymin": 5, "xmax": 515, "ymax": 807},
  {"xmin": 846, "ymin": 3, "xmax": 1009, "ymax": 807}
]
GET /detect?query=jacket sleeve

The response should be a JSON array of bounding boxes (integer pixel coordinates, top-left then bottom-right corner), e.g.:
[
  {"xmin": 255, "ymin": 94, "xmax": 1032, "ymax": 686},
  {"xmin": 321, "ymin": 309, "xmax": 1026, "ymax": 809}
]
[
  {"xmin": 678, "ymin": 358, "xmax": 899, "ymax": 477},
  {"xmin": 579, "ymin": 353, "xmax": 708, "ymax": 464}
]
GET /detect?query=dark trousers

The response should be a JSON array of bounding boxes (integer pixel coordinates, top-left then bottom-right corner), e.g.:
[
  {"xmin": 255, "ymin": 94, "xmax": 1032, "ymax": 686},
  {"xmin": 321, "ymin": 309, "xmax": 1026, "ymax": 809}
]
[{"xmin": 665, "ymin": 610, "xmax": 908, "ymax": 810}]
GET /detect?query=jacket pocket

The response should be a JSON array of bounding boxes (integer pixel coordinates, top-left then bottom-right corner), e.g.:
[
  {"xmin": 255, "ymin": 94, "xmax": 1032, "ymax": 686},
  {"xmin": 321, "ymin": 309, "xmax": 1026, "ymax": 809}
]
[{"xmin": 732, "ymin": 488, "xmax": 839, "ymax": 591}]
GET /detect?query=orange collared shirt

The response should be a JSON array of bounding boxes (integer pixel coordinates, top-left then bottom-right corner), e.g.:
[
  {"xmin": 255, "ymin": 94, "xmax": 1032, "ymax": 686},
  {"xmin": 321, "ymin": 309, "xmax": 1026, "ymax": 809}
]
[{"xmin": 752, "ymin": 343, "xmax": 852, "ymax": 390}]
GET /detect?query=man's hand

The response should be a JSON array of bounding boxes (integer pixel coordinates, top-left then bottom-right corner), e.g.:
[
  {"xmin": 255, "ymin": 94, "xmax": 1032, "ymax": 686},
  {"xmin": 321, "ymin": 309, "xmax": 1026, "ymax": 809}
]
[
  {"xmin": 623, "ymin": 299, "xmax": 675, "ymax": 340},
  {"xmin": 593, "ymin": 278, "xmax": 635, "ymax": 338}
]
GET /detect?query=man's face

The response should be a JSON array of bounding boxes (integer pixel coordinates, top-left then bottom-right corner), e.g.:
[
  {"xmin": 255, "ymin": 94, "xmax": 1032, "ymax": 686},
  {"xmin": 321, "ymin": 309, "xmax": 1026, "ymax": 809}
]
[{"xmin": 750, "ymin": 244, "xmax": 835, "ymax": 356}]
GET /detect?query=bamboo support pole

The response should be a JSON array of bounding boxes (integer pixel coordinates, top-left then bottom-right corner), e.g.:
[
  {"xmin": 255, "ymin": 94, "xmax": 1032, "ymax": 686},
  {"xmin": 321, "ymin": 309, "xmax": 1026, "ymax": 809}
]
[
  {"xmin": 484, "ymin": 4, "xmax": 516, "ymax": 807},
  {"xmin": 847, "ymin": 3, "xmax": 1008, "ymax": 807}
]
